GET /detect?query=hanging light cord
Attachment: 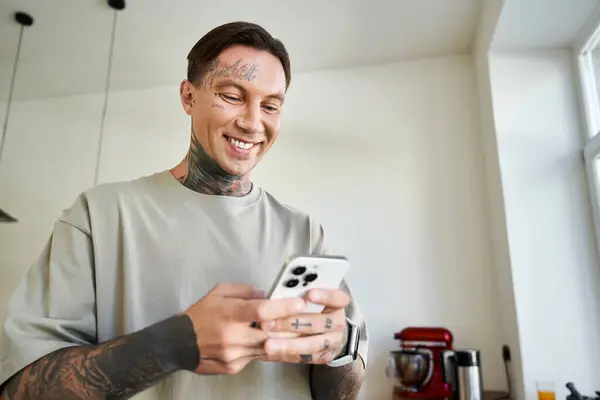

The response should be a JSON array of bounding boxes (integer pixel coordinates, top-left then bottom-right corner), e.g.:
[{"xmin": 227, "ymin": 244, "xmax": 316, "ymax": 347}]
[
  {"xmin": 0, "ymin": 24, "xmax": 25, "ymax": 168},
  {"xmin": 94, "ymin": 10, "xmax": 118, "ymax": 186}
]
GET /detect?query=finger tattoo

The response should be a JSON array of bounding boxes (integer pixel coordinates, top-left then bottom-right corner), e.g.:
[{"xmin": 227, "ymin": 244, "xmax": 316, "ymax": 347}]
[
  {"xmin": 291, "ymin": 318, "xmax": 312, "ymax": 329},
  {"xmin": 325, "ymin": 317, "xmax": 333, "ymax": 330},
  {"xmin": 316, "ymin": 340, "xmax": 332, "ymax": 362},
  {"xmin": 300, "ymin": 354, "xmax": 313, "ymax": 363}
]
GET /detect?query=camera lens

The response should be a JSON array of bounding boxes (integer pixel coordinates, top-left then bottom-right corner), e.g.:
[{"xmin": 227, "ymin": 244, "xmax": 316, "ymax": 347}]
[
  {"xmin": 304, "ymin": 273, "xmax": 318, "ymax": 283},
  {"xmin": 285, "ymin": 278, "xmax": 299, "ymax": 288},
  {"xmin": 292, "ymin": 266, "xmax": 306, "ymax": 275}
]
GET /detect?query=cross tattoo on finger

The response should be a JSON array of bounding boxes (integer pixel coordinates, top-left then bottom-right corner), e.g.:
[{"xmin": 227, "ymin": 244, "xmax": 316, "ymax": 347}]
[{"xmin": 291, "ymin": 318, "xmax": 312, "ymax": 329}]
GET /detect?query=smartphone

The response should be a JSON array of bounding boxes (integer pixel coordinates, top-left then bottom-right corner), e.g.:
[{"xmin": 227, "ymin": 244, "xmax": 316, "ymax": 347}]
[{"xmin": 266, "ymin": 254, "xmax": 351, "ymax": 314}]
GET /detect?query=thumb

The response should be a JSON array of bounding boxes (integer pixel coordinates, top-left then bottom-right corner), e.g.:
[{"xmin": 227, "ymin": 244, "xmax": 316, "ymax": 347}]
[{"xmin": 210, "ymin": 283, "xmax": 265, "ymax": 300}]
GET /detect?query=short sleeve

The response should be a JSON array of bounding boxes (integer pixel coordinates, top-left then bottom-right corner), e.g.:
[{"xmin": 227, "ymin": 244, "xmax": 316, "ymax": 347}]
[
  {"xmin": 0, "ymin": 216, "xmax": 97, "ymax": 387},
  {"xmin": 310, "ymin": 222, "xmax": 370, "ymax": 368}
]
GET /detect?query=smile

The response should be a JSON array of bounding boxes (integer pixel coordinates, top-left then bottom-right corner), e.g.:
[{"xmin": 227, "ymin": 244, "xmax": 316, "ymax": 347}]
[{"xmin": 225, "ymin": 136, "xmax": 258, "ymax": 150}]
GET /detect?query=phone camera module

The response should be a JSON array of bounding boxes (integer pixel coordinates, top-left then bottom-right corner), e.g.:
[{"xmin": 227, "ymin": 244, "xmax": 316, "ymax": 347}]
[
  {"xmin": 304, "ymin": 273, "xmax": 318, "ymax": 283},
  {"xmin": 285, "ymin": 278, "xmax": 300, "ymax": 288},
  {"xmin": 292, "ymin": 266, "xmax": 306, "ymax": 276}
]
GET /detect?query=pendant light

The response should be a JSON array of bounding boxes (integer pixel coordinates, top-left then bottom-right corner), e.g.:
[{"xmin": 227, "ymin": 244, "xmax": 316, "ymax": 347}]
[
  {"xmin": 94, "ymin": 0, "xmax": 126, "ymax": 186},
  {"xmin": 0, "ymin": 12, "xmax": 34, "ymax": 223}
]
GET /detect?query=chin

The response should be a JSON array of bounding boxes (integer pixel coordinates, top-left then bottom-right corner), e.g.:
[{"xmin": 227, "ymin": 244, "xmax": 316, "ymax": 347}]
[
  {"xmin": 216, "ymin": 137, "xmax": 264, "ymax": 176},
  {"xmin": 220, "ymin": 159, "xmax": 255, "ymax": 177}
]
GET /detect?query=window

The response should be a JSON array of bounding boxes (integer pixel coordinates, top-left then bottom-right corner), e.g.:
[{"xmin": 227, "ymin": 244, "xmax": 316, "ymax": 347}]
[{"xmin": 577, "ymin": 20, "xmax": 600, "ymax": 256}]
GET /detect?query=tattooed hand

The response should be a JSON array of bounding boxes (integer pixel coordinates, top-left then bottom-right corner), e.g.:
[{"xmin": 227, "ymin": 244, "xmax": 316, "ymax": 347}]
[
  {"xmin": 183, "ymin": 283, "xmax": 306, "ymax": 375},
  {"xmin": 259, "ymin": 288, "xmax": 350, "ymax": 365}
]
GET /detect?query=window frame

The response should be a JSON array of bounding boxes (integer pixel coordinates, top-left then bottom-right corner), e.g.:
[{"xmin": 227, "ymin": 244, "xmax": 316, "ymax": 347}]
[{"xmin": 575, "ymin": 10, "xmax": 600, "ymax": 259}]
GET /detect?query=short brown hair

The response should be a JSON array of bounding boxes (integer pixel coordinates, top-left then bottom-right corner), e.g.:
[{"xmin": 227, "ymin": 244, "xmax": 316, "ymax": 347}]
[{"xmin": 187, "ymin": 21, "xmax": 291, "ymax": 90}]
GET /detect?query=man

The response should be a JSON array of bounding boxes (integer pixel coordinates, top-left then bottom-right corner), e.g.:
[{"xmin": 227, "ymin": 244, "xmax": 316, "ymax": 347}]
[{"xmin": 0, "ymin": 21, "xmax": 368, "ymax": 399}]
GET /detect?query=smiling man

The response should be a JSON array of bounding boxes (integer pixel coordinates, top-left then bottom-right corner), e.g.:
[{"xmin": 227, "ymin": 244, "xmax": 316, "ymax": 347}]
[
  {"xmin": 172, "ymin": 39, "xmax": 286, "ymax": 196},
  {"xmin": 0, "ymin": 21, "xmax": 368, "ymax": 400}
]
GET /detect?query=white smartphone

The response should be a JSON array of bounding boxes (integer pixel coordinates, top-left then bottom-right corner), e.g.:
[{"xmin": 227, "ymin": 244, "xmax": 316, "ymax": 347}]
[{"xmin": 266, "ymin": 254, "xmax": 351, "ymax": 314}]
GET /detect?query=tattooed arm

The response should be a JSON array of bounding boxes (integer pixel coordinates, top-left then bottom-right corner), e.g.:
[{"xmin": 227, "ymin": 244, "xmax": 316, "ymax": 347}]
[
  {"xmin": 0, "ymin": 315, "xmax": 199, "ymax": 400},
  {"xmin": 308, "ymin": 323, "xmax": 366, "ymax": 400},
  {"xmin": 310, "ymin": 359, "xmax": 365, "ymax": 400}
]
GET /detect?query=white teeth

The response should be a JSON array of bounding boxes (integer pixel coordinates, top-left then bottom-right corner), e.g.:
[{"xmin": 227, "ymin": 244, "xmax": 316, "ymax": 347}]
[{"xmin": 227, "ymin": 137, "xmax": 255, "ymax": 150}]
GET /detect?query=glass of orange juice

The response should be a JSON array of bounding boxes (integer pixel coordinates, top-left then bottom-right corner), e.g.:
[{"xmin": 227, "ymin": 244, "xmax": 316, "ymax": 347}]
[{"xmin": 537, "ymin": 381, "xmax": 556, "ymax": 400}]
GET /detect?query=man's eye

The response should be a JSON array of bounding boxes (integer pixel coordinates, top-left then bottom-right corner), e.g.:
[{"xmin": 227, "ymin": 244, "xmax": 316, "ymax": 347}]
[
  {"xmin": 220, "ymin": 94, "xmax": 241, "ymax": 103},
  {"xmin": 263, "ymin": 104, "xmax": 279, "ymax": 113}
]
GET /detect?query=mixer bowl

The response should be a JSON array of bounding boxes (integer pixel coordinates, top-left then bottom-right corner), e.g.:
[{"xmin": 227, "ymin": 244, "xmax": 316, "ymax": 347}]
[{"xmin": 386, "ymin": 349, "xmax": 433, "ymax": 390}]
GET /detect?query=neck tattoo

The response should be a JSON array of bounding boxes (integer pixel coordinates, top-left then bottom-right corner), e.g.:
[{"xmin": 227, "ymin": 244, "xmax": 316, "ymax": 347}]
[{"xmin": 177, "ymin": 133, "xmax": 252, "ymax": 197}]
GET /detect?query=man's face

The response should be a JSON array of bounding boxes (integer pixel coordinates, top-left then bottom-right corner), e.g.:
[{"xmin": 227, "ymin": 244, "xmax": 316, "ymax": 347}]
[{"xmin": 180, "ymin": 45, "xmax": 287, "ymax": 176}]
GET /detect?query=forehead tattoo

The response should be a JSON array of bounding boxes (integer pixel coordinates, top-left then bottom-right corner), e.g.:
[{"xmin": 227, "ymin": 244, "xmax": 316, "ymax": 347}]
[{"xmin": 200, "ymin": 58, "xmax": 261, "ymax": 90}]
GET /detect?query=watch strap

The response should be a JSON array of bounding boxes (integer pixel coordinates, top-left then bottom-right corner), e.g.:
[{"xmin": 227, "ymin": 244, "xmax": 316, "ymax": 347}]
[{"xmin": 327, "ymin": 318, "xmax": 359, "ymax": 367}]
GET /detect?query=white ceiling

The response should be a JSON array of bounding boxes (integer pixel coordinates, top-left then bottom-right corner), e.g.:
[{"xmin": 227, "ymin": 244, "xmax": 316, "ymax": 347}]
[
  {"xmin": 0, "ymin": 0, "xmax": 481, "ymax": 101},
  {"xmin": 1, "ymin": 0, "xmax": 596, "ymax": 102},
  {"xmin": 492, "ymin": 0, "xmax": 600, "ymax": 51}
]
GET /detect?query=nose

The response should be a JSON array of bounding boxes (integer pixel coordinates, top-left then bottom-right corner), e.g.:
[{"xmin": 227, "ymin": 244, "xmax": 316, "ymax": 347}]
[{"xmin": 236, "ymin": 104, "xmax": 264, "ymax": 134}]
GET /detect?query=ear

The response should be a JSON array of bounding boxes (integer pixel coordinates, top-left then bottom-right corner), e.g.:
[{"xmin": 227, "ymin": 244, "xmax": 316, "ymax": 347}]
[{"xmin": 180, "ymin": 80, "xmax": 195, "ymax": 116}]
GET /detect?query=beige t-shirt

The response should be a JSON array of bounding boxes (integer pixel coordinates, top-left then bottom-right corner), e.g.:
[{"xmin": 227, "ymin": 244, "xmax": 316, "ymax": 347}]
[{"xmin": 0, "ymin": 170, "xmax": 368, "ymax": 399}]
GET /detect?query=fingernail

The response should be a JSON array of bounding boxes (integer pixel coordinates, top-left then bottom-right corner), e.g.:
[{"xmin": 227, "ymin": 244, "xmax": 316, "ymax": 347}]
[
  {"xmin": 262, "ymin": 321, "xmax": 275, "ymax": 330},
  {"xmin": 310, "ymin": 290, "xmax": 322, "ymax": 302},
  {"xmin": 268, "ymin": 340, "xmax": 281, "ymax": 352},
  {"xmin": 252, "ymin": 289, "xmax": 266, "ymax": 299}
]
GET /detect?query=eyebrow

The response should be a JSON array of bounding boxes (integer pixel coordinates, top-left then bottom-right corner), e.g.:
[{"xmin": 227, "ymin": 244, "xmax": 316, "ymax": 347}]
[{"xmin": 213, "ymin": 79, "xmax": 285, "ymax": 103}]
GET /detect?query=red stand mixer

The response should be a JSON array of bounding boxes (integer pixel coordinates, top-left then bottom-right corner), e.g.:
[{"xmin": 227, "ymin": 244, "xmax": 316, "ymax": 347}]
[{"xmin": 386, "ymin": 327, "xmax": 455, "ymax": 400}]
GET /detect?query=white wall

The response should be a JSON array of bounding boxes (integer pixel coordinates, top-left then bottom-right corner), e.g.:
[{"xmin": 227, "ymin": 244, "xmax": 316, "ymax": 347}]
[
  {"xmin": 0, "ymin": 94, "xmax": 103, "ymax": 311},
  {"xmin": 0, "ymin": 54, "xmax": 506, "ymax": 398},
  {"xmin": 489, "ymin": 49, "xmax": 600, "ymax": 400},
  {"xmin": 473, "ymin": 1, "xmax": 526, "ymax": 399}
]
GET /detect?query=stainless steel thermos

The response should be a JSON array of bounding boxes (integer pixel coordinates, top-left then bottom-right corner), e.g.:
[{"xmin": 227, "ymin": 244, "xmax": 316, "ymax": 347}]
[{"xmin": 453, "ymin": 349, "xmax": 484, "ymax": 400}]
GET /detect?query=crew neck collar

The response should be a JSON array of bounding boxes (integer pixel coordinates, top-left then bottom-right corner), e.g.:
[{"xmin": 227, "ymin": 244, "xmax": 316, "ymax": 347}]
[{"xmin": 154, "ymin": 169, "xmax": 262, "ymax": 207}]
